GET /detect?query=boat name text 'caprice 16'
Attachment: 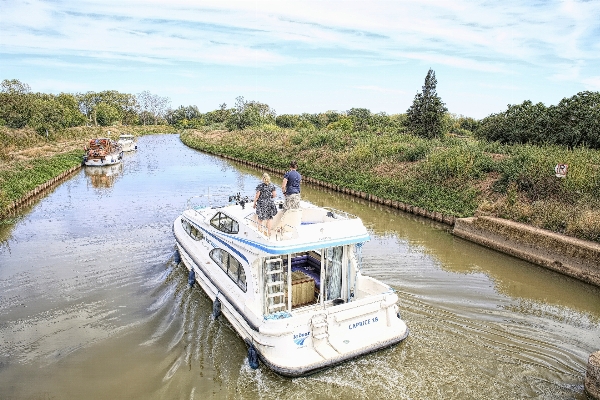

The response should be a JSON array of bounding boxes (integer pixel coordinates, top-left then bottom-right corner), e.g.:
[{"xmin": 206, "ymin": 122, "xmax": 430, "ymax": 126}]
[{"xmin": 172, "ymin": 191, "xmax": 409, "ymax": 376}]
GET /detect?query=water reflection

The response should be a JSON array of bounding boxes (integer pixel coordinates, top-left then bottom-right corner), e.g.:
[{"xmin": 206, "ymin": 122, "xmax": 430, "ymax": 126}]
[{"xmin": 84, "ymin": 162, "xmax": 123, "ymax": 189}]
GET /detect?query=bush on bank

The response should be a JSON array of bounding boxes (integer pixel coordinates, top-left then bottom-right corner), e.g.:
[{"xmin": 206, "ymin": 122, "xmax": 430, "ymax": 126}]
[{"xmin": 180, "ymin": 127, "xmax": 600, "ymax": 243}]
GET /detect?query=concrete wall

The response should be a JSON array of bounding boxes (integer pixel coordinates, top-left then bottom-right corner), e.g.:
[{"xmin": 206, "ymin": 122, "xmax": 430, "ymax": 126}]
[{"xmin": 453, "ymin": 216, "xmax": 600, "ymax": 287}]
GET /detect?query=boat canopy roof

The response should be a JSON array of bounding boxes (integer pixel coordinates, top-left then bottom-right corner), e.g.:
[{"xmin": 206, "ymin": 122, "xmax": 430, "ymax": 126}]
[{"xmin": 184, "ymin": 196, "xmax": 370, "ymax": 255}]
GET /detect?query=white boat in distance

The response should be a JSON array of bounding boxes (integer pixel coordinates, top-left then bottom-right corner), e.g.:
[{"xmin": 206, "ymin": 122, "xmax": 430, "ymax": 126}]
[
  {"xmin": 117, "ymin": 134, "xmax": 137, "ymax": 152},
  {"xmin": 83, "ymin": 138, "xmax": 123, "ymax": 166},
  {"xmin": 173, "ymin": 191, "xmax": 409, "ymax": 376}
]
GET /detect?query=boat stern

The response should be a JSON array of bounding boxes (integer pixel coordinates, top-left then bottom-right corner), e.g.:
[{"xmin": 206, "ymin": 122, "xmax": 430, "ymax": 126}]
[{"xmin": 253, "ymin": 294, "xmax": 408, "ymax": 377}]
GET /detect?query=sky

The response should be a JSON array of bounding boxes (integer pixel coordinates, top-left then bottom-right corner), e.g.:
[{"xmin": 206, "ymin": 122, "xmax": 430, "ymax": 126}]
[{"xmin": 1, "ymin": 0, "xmax": 599, "ymax": 119}]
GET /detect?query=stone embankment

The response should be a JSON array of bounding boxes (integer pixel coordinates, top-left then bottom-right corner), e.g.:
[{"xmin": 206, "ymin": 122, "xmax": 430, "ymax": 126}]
[
  {"xmin": 453, "ymin": 216, "xmax": 600, "ymax": 287},
  {"xmin": 2, "ymin": 165, "xmax": 82, "ymax": 217}
]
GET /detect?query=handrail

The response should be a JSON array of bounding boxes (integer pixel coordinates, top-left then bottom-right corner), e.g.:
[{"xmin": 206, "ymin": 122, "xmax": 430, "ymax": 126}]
[{"xmin": 186, "ymin": 189, "xmax": 243, "ymax": 210}]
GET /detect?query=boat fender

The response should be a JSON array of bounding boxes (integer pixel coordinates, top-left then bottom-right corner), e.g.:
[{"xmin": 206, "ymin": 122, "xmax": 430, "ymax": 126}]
[
  {"xmin": 174, "ymin": 250, "xmax": 181, "ymax": 264},
  {"xmin": 397, "ymin": 312, "xmax": 402, "ymax": 319},
  {"xmin": 212, "ymin": 296, "xmax": 221, "ymax": 320},
  {"xmin": 247, "ymin": 344, "xmax": 259, "ymax": 369},
  {"xmin": 188, "ymin": 269, "xmax": 195, "ymax": 287}
]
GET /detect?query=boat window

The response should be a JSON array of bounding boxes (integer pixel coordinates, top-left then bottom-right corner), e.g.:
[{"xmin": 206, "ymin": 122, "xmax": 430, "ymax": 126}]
[
  {"xmin": 181, "ymin": 218, "xmax": 203, "ymax": 241},
  {"xmin": 209, "ymin": 248, "xmax": 247, "ymax": 292},
  {"xmin": 210, "ymin": 212, "xmax": 239, "ymax": 234},
  {"xmin": 238, "ymin": 265, "xmax": 247, "ymax": 291}
]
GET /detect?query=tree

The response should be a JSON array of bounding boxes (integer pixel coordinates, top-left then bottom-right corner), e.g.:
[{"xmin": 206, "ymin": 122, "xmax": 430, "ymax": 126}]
[
  {"xmin": 406, "ymin": 69, "xmax": 448, "ymax": 139},
  {"xmin": 95, "ymin": 102, "xmax": 120, "ymax": 126},
  {"xmin": 56, "ymin": 93, "xmax": 86, "ymax": 128},
  {"xmin": 166, "ymin": 105, "xmax": 203, "ymax": 127},
  {"xmin": 136, "ymin": 90, "xmax": 170, "ymax": 125},
  {"xmin": 225, "ymin": 96, "xmax": 276, "ymax": 130},
  {"xmin": 275, "ymin": 114, "xmax": 300, "ymax": 128},
  {"xmin": 1, "ymin": 79, "xmax": 31, "ymax": 94},
  {"xmin": 29, "ymin": 94, "xmax": 64, "ymax": 135},
  {"xmin": 77, "ymin": 90, "xmax": 137, "ymax": 126},
  {"xmin": 476, "ymin": 91, "xmax": 600, "ymax": 149},
  {"xmin": 0, "ymin": 79, "xmax": 34, "ymax": 128}
]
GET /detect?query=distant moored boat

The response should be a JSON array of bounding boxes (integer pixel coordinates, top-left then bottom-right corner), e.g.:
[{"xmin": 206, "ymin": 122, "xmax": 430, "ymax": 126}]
[
  {"xmin": 83, "ymin": 138, "xmax": 123, "ymax": 166},
  {"xmin": 117, "ymin": 134, "xmax": 137, "ymax": 152}
]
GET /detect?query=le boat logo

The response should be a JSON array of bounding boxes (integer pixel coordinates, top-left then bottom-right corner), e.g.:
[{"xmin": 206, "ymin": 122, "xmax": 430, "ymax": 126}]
[
  {"xmin": 349, "ymin": 316, "xmax": 379, "ymax": 330},
  {"xmin": 293, "ymin": 332, "xmax": 310, "ymax": 346}
]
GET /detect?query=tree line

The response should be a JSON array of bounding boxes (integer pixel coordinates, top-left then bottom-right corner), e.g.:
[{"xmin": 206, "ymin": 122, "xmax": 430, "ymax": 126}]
[
  {"xmin": 164, "ymin": 70, "xmax": 600, "ymax": 150},
  {"xmin": 475, "ymin": 92, "xmax": 600, "ymax": 149},
  {"xmin": 0, "ymin": 79, "xmax": 171, "ymax": 135},
  {"xmin": 2, "ymin": 74, "xmax": 599, "ymax": 149}
]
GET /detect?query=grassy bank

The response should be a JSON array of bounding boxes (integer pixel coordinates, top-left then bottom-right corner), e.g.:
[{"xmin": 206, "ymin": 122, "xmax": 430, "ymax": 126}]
[
  {"xmin": 0, "ymin": 125, "xmax": 176, "ymax": 216},
  {"xmin": 181, "ymin": 127, "xmax": 600, "ymax": 243},
  {"xmin": 0, "ymin": 150, "xmax": 82, "ymax": 214}
]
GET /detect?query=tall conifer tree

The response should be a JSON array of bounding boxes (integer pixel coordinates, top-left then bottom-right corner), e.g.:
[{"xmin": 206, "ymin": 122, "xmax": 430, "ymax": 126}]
[{"xmin": 406, "ymin": 69, "xmax": 447, "ymax": 138}]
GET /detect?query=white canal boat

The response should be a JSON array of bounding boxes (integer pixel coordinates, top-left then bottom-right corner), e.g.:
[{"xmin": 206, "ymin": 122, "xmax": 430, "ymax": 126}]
[
  {"xmin": 173, "ymin": 192, "xmax": 408, "ymax": 376},
  {"xmin": 117, "ymin": 134, "xmax": 137, "ymax": 152},
  {"xmin": 83, "ymin": 138, "xmax": 123, "ymax": 167}
]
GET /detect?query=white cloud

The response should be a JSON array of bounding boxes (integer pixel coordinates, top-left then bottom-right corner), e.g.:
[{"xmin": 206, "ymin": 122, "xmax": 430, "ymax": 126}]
[
  {"xmin": 1, "ymin": 0, "xmax": 599, "ymax": 116},
  {"xmin": 4, "ymin": 0, "xmax": 598, "ymax": 71}
]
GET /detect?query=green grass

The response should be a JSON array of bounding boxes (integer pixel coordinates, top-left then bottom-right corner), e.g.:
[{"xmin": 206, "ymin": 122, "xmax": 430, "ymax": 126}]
[
  {"xmin": 181, "ymin": 127, "xmax": 600, "ymax": 243},
  {"xmin": 0, "ymin": 150, "xmax": 83, "ymax": 214}
]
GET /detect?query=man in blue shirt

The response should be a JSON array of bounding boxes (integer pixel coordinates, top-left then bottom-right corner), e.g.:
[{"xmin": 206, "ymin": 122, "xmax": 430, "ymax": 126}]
[{"xmin": 281, "ymin": 160, "xmax": 301, "ymax": 210}]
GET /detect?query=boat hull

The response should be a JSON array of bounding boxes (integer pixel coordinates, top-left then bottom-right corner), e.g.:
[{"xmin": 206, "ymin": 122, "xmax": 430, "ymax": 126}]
[
  {"xmin": 84, "ymin": 151, "xmax": 123, "ymax": 166},
  {"xmin": 119, "ymin": 141, "xmax": 136, "ymax": 152}
]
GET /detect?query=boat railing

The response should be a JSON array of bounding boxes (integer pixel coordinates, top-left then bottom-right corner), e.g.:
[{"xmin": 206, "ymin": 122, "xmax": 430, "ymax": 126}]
[
  {"xmin": 274, "ymin": 221, "xmax": 299, "ymax": 241},
  {"xmin": 186, "ymin": 192, "xmax": 232, "ymax": 210},
  {"xmin": 243, "ymin": 214, "xmax": 263, "ymax": 232},
  {"xmin": 186, "ymin": 190, "xmax": 252, "ymax": 210}
]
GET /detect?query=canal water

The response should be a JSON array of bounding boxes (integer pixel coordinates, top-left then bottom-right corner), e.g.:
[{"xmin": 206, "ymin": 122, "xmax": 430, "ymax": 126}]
[{"xmin": 0, "ymin": 134, "xmax": 598, "ymax": 400}]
